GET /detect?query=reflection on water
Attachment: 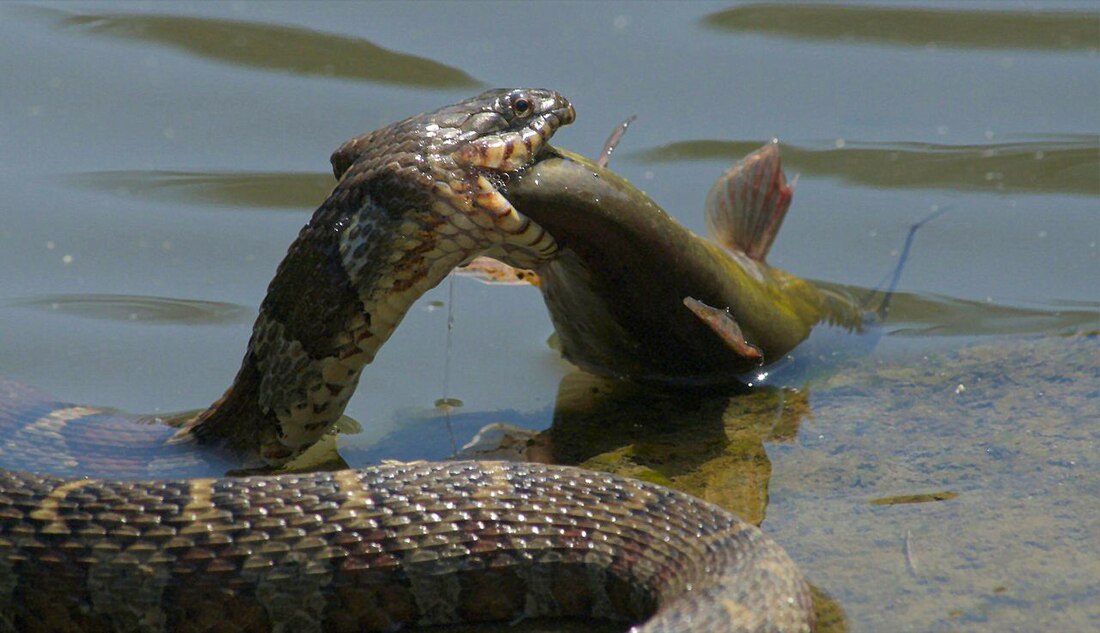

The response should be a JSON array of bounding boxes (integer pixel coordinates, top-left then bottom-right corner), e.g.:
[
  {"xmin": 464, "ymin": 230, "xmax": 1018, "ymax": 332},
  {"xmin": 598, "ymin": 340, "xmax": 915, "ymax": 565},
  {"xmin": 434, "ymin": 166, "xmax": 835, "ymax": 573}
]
[
  {"xmin": 637, "ymin": 137, "xmax": 1100, "ymax": 196},
  {"xmin": 356, "ymin": 362, "xmax": 850, "ymax": 628},
  {"xmin": 545, "ymin": 372, "xmax": 805, "ymax": 527},
  {"xmin": 6, "ymin": 293, "xmax": 250, "ymax": 325},
  {"xmin": 66, "ymin": 170, "xmax": 333, "ymax": 210},
  {"xmin": 359, "ymin": 370, "xmax": 806, "ymax": 527},
  {"xmin": 360, "ymin": 334, "xmax": 1097, "ymax": 631},
  {"xmin": 704, "ymin": 4, "xmax": 1100, "ymax": 52},
  {"xmin": 869, "ymin": 491, "xmax": 958, "ymax": 506},
  {"xmin": 0, "ymin": 377, "xmax": 244, "ymax": 480},
  {"xmin": 29, "ymin": 7, "xmax": 482, "ymax": 87},
  {"xmin": 827, "ymin": 283, "xmax": 1100, "ymax": 337},
  {"xmin": 350, "ymin": 404, "xmax": 553, "ymax": 465}
]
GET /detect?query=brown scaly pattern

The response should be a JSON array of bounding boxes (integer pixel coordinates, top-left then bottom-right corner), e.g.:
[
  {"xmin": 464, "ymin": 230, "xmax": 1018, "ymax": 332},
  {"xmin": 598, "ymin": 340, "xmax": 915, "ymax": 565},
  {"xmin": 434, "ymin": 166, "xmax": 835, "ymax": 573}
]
[
  {"xmin": 0, "ymin": 462, "xmax": 812, "ymax": 632},
  {"xmin": 0, "ymin": 91, "xmax": 814, "ymax": 632},
  {"xmin": 178, "ymin": 89, "xmax": 568, "ymax": 467}
]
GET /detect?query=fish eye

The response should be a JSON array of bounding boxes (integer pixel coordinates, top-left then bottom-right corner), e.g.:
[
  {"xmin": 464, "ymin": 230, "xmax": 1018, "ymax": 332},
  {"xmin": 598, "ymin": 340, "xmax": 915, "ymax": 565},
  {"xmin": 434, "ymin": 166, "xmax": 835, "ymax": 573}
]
[{"xmin": 511, "ymin": 96, "xmax": 532, "ymax": 117}]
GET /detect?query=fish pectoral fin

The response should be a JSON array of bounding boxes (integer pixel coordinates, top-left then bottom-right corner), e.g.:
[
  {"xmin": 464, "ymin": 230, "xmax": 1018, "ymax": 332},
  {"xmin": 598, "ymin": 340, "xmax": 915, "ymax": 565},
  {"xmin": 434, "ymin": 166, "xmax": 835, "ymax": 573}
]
[
  {"xmin": 683, "ymin": 297, "xmax": 763, "ymax": 362},
  {"xmin": 455, "ymin": 256, "xmax": 541, "ymax": 286},
  {"xmin": 704, "ymin": 139, "xmax": 794, "ymax": 263}
]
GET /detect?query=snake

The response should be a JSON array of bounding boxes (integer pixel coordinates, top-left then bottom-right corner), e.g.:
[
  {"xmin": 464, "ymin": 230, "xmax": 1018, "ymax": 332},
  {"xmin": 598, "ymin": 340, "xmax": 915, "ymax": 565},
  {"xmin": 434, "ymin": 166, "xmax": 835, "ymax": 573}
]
[{"xmin": 0, "ymin": 90, "xmax": 814, "ymax": 632}]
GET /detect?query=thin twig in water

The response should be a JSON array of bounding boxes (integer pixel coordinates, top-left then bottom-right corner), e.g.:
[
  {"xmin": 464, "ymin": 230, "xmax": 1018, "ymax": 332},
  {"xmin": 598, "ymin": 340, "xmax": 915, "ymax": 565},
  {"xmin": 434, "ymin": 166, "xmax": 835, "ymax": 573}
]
[
  {"xmin": 867, "ymin": 203, "xmax": 953, "ymax": 319},
  {"xmin": 442, "ymin": 272, "xmax": 458, "ymax": 455},
  {"xmin": 904, "ymin": 528, "xmax": 920, "ymax": 577}
]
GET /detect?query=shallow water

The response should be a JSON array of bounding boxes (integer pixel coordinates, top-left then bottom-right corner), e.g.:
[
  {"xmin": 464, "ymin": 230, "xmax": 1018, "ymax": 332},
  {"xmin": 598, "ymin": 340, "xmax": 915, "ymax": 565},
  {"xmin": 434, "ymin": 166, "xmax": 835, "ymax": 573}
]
[{"xmin": 0, "ymin": 1, "xmax": 1097, "ymax": 630}]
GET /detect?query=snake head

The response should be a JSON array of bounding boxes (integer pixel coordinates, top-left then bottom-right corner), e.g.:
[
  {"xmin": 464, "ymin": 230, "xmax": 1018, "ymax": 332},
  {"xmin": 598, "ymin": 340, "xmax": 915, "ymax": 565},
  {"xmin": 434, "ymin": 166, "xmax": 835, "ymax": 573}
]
[
  {"xmin": 329, "ymin": 89, "xmax": 574, "ymax": 261},
  {"xmin": 331, "ymin": 89, "xmax": 574, "ymax": 182},
  {"xmin": 417, "ymin": 89, "xmax": 576, "ymax": 239},
  {"xmin": 438, "ymin": 88, "xmax": 575, "ymax": 174}
]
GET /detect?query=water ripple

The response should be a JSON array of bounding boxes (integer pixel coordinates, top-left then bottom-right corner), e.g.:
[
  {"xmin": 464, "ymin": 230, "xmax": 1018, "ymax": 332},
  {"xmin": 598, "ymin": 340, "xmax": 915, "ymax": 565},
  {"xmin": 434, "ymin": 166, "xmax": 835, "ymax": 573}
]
[
  {"xmin": 6, "ymin": 294, "xmax": 250, "ymax": 325},
  {"xmin": 818, "ymin": 282, "xmax": 1100, "ymax": 337},
  {"xmin": 703, "ymin": 4, "xmax": 1100, "ymax": 52},
  {"xmin": 35, "ymin": 8, "xmax": 482, "ymax": 88},
  {"xmin": 66, "ymin": 170, "xmax": 332, "ymax": 210},
  {"xmin": 637, "ymin": 137, "xmax": 1100, "ymax": 196}
]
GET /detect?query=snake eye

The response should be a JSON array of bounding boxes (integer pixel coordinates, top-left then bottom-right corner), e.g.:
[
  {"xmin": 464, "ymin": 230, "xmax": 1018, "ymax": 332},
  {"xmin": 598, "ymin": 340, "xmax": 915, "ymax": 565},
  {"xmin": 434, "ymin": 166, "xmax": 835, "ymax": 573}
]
[{"xmin": 511, "ymin": 96, "xmax": 532, "ymax": 117}]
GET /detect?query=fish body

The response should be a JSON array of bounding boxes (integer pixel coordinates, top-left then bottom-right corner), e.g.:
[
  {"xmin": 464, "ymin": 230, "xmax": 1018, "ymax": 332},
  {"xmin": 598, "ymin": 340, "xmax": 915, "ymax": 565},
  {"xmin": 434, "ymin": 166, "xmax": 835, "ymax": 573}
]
[{"xmin": 505, "ymin": 145, "xmax": 865, "ymax": 386}]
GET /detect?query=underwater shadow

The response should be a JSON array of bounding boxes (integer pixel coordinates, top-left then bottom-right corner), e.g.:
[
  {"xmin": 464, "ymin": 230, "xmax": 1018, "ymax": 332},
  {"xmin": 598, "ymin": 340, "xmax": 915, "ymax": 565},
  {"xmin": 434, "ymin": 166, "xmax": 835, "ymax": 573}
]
[
  {"xmin": 539, "ymin": 371, "xmax": 807, "ymax": 528},
  {"xmin": 344, "ymin": 368, "xmax": 849, "ymax": 630}
]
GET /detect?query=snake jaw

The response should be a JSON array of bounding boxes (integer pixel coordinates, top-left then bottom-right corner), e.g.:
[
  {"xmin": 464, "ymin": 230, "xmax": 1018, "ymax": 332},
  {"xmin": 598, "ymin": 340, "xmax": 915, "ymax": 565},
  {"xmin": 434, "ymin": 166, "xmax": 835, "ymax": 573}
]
[
  {"xmin": 423, "ymin": 89, "xmax": 573, "ymax": 220},
  {"xmin": 447, "ymin": 89, "xmax": 573, "ymax": 170},
  {"xmin": 433, "ymin": 90, "xmax": 574, "ymax": 248},
  {"xmin": 455, "ymin": 109, "xmax": 573, "ymax": 174}
]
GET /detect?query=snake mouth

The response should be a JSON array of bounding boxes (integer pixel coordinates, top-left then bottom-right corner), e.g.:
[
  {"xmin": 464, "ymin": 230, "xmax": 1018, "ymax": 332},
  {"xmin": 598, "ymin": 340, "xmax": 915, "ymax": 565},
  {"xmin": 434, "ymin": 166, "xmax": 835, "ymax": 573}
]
[
  {"xmin": 417, "ymin": 91, "xmax": 574, "ymax": 268},
  {"xmin": 459, "ymin": 96, "xmax": 574, "ymax": 231},
  {"xmin": 461, "ymin": 143, "xmax": 567, "ymax": 269},
  {"xmin": 495, "ymin": 101, "xmax": 574, "ymax": 204},
  {"xmin": 455, "ymin": 105, "xmax": 575, "ymax": 177}
]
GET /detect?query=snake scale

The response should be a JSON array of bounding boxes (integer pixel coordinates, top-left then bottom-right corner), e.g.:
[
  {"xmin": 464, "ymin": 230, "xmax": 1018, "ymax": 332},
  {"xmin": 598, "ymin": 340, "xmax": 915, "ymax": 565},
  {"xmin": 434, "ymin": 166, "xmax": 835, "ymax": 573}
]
[{"xmin": 0, "ymin": 90, "xmax": 814, "ymax": 632}]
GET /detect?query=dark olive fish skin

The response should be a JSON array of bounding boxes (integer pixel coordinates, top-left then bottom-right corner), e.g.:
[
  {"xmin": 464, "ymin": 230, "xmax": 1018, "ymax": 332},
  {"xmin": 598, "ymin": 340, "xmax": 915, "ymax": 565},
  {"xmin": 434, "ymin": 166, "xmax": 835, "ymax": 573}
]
[{"xmin": 505, "ymin": 147, "xmax": 864, "ymax": 386}]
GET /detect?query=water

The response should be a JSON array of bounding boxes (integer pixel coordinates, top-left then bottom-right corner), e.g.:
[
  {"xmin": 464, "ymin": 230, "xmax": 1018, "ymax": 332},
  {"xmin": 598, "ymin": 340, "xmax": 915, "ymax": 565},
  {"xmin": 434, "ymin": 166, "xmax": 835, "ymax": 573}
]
[{"xmin": 0, "ymin": 2, "xmax": 1096, "ymax": 630}]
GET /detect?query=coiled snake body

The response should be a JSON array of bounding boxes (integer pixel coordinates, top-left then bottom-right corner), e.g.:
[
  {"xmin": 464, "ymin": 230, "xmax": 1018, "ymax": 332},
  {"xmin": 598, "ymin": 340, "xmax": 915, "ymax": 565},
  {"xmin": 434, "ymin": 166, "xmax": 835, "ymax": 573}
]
[{"xmin": 0, "ymin": 90, "xmax": 813, "ymax": 632}]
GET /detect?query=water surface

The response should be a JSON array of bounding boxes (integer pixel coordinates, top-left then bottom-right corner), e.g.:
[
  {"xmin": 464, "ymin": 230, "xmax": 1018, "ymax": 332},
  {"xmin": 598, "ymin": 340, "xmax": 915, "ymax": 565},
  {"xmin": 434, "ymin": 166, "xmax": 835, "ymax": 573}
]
[{"xmin": 1, "ymin": 2, "xmax": 1096, "ymax": 631}]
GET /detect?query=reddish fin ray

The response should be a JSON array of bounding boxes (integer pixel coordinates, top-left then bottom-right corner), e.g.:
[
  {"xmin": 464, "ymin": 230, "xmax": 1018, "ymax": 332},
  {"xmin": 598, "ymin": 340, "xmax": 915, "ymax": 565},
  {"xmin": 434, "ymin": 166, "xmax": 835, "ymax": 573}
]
[
  {"xmin": 704, "ymin": 140, "xmax": 794, "ymax": 262},
  {"xmin": 683, "ymin": 297, "xmax": 763, "ymax": 362}
]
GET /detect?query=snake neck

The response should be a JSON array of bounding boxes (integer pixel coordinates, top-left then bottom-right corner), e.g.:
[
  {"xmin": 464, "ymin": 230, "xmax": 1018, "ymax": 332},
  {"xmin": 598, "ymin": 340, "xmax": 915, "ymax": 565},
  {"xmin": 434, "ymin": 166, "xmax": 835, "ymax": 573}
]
[
  {"xmin": 179, "ymin": 172, "xmax": 475, "ymax": 466},
  {"xmin": 177, "ymin": 90, "xmax": 571, "ymax": 469}
]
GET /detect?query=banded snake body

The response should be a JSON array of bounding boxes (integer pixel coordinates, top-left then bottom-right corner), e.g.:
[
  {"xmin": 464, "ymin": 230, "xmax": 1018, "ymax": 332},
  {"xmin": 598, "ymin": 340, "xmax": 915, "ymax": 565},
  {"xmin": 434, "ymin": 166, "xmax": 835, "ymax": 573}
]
[{"xmin": 0, "ymin": 90, "xmax": 814, "ymax": 632}]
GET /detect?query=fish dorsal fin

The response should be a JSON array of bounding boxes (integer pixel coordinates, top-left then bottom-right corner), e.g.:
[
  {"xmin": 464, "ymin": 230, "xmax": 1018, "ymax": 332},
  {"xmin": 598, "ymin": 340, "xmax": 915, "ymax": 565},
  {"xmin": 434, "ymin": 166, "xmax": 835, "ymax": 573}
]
[
  {"xmin": 704, "ymin": 140, "xmax": 795, "ymax": 263},
  {"xmin": 683, "ymin": 297, "xmax": 763, "ymax": 362},
  {"xmin": 596, "ymin": 115, "xmax": 637, "ymax": 168}
]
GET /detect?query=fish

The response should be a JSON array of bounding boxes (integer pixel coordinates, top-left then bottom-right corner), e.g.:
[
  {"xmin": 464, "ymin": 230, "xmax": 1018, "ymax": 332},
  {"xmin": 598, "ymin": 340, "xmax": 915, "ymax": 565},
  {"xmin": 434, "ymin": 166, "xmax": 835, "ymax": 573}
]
[{"xmin": 499, "ymin": 141, "xmax": 867, "ymax": 386}]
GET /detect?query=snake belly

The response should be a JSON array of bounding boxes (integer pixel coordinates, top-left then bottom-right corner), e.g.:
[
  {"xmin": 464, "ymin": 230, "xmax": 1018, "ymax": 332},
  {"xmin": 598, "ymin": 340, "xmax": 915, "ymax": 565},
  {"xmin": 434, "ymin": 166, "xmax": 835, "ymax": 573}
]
[{"xmin": 0, "ymin": 90, "xmax": 814, "ymax": 632}]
